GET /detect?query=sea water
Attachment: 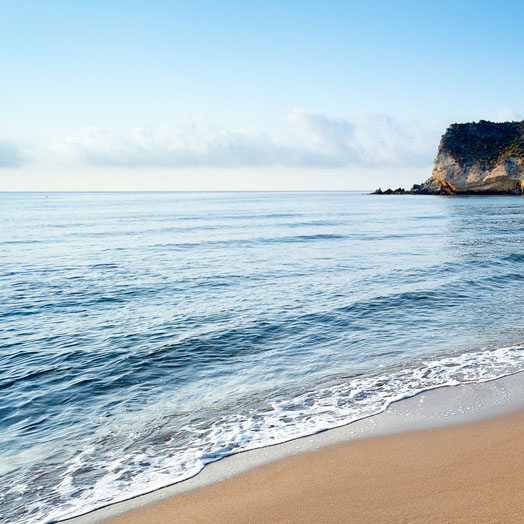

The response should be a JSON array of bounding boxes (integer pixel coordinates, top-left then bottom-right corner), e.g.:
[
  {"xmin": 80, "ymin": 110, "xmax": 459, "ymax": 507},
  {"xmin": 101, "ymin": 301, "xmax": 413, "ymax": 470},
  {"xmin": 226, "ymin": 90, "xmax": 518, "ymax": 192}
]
[{"xmin": 2, "ymin": 191, "xmax": 524, "ymax": 523}]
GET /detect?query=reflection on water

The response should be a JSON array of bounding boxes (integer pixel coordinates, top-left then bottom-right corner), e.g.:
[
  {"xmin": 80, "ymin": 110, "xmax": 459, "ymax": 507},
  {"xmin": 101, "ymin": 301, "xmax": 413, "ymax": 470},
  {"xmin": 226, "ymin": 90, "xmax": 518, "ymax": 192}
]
[{"xmin": 1, "ymin": 192, "xmax": 524, "ymax": 523}]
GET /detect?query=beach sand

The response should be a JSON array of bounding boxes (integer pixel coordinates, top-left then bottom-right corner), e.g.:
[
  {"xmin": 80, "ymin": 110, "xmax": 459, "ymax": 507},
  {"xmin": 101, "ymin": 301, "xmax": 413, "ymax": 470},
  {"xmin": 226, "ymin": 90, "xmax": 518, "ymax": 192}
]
[{"xmin": 100, "ymin": 407, "xmax": 524, "ymax": 524}]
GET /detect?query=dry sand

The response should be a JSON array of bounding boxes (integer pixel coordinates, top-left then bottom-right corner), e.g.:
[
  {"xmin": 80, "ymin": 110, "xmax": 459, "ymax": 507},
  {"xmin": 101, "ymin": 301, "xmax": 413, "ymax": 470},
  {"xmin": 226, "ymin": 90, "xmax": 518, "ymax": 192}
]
[{"xmin": 101, "ymin": 408, "xmax": 524, "ymax": 524}]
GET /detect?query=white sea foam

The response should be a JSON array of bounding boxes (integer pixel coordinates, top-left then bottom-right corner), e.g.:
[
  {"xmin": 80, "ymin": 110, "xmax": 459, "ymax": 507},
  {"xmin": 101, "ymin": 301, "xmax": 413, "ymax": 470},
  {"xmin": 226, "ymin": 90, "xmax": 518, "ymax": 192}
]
[{"xmin": 42, "ymin": 343, "xmax": 524, "ymax": 524}]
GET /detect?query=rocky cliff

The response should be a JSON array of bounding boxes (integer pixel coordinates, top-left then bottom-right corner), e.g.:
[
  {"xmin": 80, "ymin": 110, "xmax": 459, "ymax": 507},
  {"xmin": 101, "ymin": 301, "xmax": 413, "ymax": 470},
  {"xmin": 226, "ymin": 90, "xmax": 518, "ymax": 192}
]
[{"xmin": 416, "ymin": 120, "xmax": 524, "ymax": 194}]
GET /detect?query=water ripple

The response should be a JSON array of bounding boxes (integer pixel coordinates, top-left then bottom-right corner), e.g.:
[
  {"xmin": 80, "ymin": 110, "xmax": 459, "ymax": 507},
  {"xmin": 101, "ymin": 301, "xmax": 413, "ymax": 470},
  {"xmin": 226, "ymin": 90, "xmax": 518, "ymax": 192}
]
[{"xmin": 2, "ymin": 192, "xmax": 524, "ymax": 524}]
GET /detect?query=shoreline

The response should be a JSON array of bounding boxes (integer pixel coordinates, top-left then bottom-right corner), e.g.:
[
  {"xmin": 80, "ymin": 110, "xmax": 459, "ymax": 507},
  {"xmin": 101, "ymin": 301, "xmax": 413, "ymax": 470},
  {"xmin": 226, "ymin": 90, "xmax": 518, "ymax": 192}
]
[{"xmin": 62, "ymin": 370, "xmax": 524, "ymax": 524}]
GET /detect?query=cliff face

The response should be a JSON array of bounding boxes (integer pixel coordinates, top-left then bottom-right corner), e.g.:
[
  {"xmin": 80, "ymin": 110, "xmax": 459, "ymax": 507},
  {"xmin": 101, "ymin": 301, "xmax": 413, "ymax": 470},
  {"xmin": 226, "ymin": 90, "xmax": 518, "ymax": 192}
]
[{"xmin": 417, "ymin": 120, "xmax": 524, "ymax": 194}]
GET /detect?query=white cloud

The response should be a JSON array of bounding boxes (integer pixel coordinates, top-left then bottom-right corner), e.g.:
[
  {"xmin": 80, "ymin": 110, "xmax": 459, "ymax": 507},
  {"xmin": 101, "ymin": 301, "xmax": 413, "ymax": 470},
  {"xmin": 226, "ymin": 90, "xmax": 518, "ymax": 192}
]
[
  {"xmin": 53, "ymin": 111, "xmax": 440, "ymax": 169},
  {"xmin": 54, "ymin": 124, "xmax": 291, "ymax": 168},
  {"xmin": 489, "ymin": 108, "xmax": 524, "ymax": 123},
  {"xmin": 290, "ymin": 110, "xmax": 441, "ymax": 167},
  {"xmin": 0, "ymin": 139, "xmax": 27, "ymax": 167}
]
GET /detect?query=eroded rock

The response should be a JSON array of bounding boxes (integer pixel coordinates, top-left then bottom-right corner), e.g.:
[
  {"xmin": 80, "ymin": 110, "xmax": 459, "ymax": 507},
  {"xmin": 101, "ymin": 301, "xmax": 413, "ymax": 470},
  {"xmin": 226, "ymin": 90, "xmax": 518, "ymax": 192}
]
[{"xmin": 415, "ymin": 120, "xmax": 524, "ymax": 195}]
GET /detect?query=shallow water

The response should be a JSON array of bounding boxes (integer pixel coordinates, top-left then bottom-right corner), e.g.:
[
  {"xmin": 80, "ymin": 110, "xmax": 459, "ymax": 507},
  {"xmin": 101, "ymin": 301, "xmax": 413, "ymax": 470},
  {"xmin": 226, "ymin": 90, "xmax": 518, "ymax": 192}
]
[{"xmin": 2, "ymin": 191, "xmax": 524, "ymax": 523}]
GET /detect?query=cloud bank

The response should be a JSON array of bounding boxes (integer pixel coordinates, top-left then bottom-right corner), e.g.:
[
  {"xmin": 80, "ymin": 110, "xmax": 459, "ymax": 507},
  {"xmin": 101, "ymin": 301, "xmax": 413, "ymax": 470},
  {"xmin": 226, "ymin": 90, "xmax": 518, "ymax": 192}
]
[
  {"xmin": 54, "ymin": 111, "xmax": 440, "ymax": 169},
  {"xmin": 4, "ymin": 109, "xmax": 523, "ymax": 172},
  {"xmin": 0, "ymin": 140, "xmax": 27, "ymax": 167}
]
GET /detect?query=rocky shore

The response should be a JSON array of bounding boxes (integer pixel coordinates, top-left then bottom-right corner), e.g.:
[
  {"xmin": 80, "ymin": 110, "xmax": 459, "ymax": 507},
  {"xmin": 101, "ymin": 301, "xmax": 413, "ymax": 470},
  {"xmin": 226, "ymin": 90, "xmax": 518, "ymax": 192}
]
[{"xmin": 375, "ymin": 120, "xmax": 524, "ymax": 195}]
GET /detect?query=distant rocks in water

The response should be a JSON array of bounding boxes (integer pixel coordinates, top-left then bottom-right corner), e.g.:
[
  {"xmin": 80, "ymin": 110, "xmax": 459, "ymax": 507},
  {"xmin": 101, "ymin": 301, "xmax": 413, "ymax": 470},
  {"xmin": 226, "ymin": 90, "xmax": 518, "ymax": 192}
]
[
  {"xmin": 372, "ymin": 187, "xmax": 407, "ymax": 194},
  {"xmin": 374, "ymin": 120, "xmax": 524, "ymax": 195}
]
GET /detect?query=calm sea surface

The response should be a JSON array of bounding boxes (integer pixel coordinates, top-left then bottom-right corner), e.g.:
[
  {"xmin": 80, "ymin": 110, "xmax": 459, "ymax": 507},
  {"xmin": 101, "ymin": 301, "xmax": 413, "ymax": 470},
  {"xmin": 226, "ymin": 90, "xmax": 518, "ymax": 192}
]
[{"xmin": 3, "ymin": 191, "xmax": 524, "ymax": 523}]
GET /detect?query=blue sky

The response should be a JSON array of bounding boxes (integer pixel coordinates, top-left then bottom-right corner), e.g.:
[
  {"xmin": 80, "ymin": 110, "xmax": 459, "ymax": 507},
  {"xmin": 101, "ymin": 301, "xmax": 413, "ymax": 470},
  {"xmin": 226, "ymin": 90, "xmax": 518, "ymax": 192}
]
[{"xmin": 1, "ymin": 0, "xmax": 524, "ymax": 190}]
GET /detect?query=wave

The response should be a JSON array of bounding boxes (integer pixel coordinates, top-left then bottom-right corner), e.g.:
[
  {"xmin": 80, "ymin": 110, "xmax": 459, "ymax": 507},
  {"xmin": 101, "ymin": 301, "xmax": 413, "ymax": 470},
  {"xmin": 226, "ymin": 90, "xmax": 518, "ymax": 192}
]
[{"xmin": 16, "ymin": 343, "xmax": 524, "ymax": 524}]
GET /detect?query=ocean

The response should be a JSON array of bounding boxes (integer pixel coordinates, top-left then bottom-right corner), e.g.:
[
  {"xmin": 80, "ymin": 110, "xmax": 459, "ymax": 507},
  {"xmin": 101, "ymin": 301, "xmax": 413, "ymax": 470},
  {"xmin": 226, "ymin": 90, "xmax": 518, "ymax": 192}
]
[{"xmin": 2, "ymin": 191, "xmax": 524, "ymax": 524}]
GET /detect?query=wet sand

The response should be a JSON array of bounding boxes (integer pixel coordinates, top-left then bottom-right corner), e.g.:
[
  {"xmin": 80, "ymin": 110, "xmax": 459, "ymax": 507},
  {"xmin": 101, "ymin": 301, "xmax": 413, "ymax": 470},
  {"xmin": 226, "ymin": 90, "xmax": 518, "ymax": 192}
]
[{"xmin": 101, "ymin": 406, "xmax": 524, "ymax": 524}]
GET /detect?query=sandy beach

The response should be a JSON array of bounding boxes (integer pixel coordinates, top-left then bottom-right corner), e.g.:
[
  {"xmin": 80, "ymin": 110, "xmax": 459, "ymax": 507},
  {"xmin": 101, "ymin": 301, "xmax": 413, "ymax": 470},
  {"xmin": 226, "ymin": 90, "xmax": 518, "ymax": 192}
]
[
  {"xmin": 91, "ymin": 377, "xmax": 524, "ymax": 524},
  {"xmin": 100, "ymin": 408, "xmax": 524, "ymax": 524}
]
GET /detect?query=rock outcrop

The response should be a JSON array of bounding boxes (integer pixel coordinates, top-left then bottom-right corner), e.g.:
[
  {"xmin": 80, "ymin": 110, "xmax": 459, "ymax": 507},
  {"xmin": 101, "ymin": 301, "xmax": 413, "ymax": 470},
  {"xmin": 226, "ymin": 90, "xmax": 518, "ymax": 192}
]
[{"xmin": 415, "ymin": 120, "xmax": 524, "ymax": 194}]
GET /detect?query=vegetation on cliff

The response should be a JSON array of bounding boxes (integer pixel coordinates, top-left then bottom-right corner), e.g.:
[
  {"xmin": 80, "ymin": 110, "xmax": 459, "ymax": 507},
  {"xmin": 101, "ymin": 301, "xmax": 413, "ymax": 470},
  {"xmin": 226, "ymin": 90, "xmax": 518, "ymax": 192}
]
[{"xmin": 441, "ymin": 120, "xmax": 524, "ymax": 167}]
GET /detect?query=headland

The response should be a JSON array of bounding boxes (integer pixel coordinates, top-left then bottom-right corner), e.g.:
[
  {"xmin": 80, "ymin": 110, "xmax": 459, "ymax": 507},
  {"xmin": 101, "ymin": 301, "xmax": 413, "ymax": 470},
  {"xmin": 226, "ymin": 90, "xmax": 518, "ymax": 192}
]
[{"xmin": 375, "ymin": 120, "xmax": 524, "ymax": 195}]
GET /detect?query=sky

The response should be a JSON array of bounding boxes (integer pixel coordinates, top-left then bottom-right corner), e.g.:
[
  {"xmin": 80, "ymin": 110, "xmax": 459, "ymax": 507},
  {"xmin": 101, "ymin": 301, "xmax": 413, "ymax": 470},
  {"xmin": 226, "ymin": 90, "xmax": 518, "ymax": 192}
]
[{"xmin": 1, "ymin": 0, "xmax": 524, "ymax": 191}]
